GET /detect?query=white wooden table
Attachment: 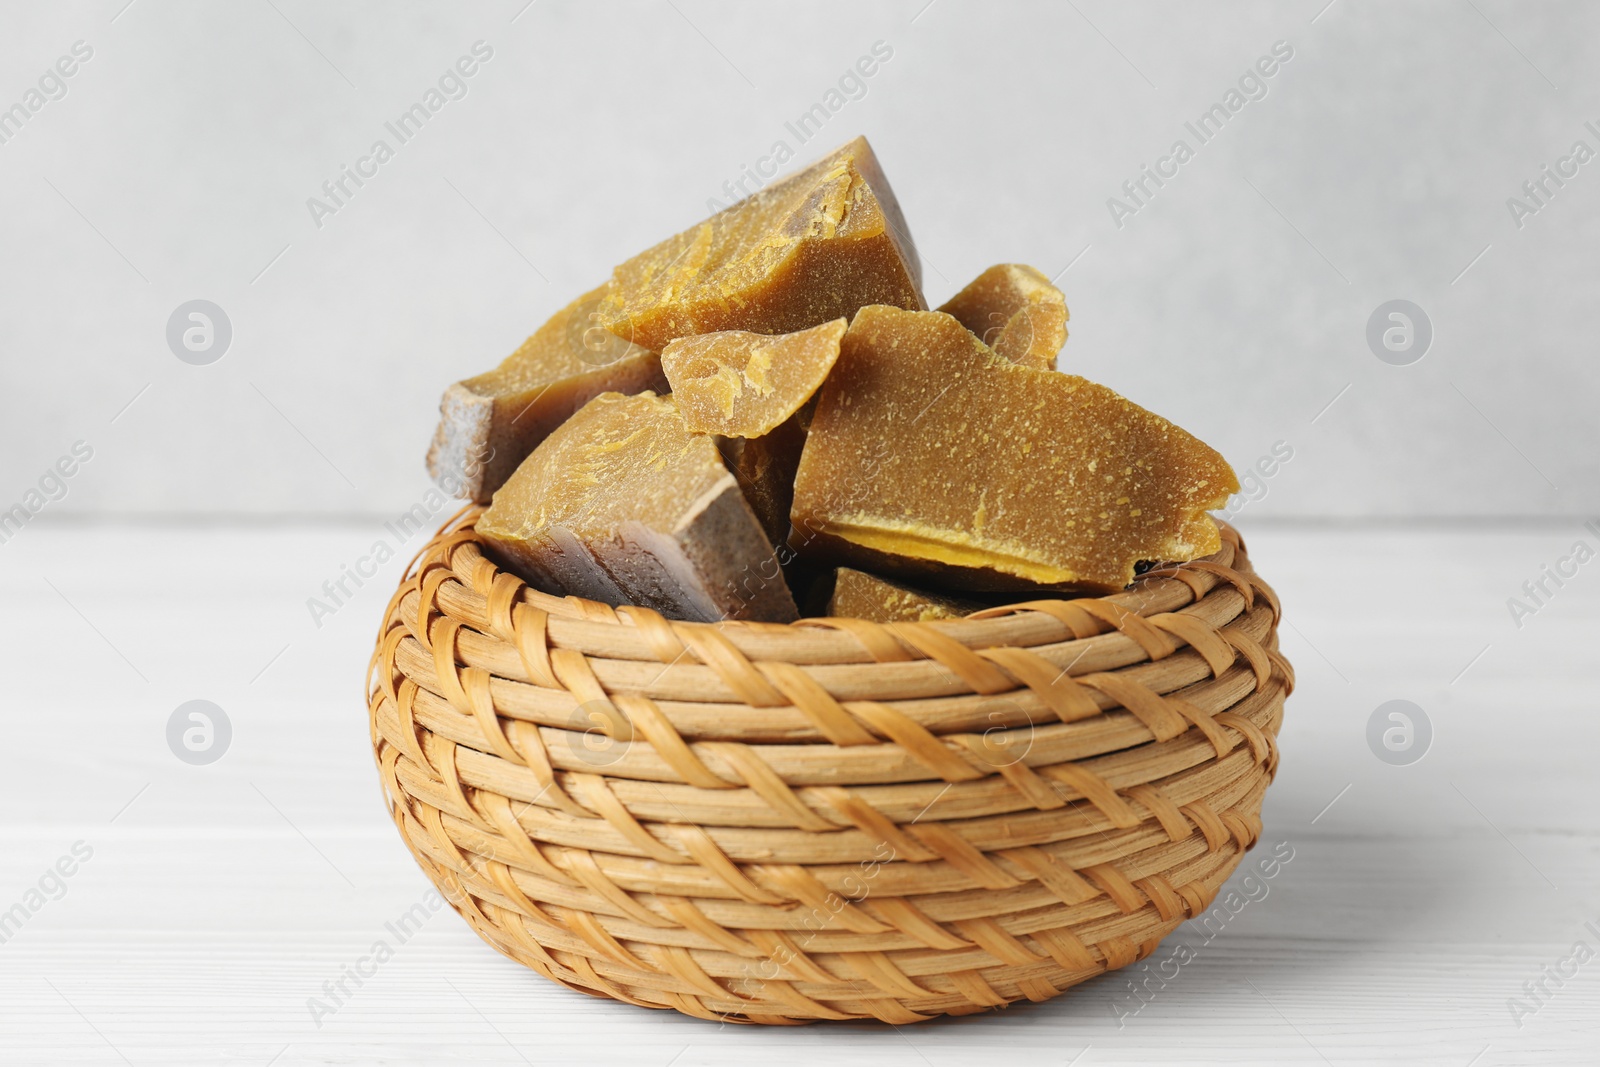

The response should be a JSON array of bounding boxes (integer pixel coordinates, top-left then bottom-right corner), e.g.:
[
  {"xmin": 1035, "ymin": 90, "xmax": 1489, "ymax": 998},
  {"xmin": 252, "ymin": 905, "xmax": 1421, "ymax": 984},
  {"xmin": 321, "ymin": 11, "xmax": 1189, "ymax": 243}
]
[{"xmin": 2, "ymin": 519, "xmax": 1596, "ymax": 1065}]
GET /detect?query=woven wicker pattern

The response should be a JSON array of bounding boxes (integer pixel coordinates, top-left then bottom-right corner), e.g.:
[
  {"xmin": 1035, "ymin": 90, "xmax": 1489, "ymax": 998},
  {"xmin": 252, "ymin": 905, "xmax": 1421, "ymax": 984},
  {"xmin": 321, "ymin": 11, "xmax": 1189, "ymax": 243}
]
[{"xmin": 366, "ymin": 507, "xmax": 1293, "ymax": 1024}]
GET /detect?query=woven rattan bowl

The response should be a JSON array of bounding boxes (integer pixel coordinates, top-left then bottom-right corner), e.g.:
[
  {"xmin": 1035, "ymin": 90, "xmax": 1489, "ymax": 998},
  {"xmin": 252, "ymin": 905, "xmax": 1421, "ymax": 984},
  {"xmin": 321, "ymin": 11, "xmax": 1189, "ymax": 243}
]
[{"xmin": 367, "ymin": 507, "xmax": 1292, "ymax": 1024}]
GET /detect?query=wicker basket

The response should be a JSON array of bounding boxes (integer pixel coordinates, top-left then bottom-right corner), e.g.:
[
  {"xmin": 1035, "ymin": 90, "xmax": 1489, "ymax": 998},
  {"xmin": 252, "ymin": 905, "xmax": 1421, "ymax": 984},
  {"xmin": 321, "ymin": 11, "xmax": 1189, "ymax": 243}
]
[{"xmin": 367, "ymin": 506, "xmax": 1292, "ymax": 1024}]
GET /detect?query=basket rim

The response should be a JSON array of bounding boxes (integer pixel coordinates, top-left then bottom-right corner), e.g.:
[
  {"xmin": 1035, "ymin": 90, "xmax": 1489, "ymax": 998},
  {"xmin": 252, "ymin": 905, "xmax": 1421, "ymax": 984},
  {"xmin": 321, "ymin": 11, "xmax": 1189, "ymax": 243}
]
[
  {"xmin": 396, "ymin": 504, "xmax": 1275, "ymax": 659},
  {"xmin": 370, "ymin": 503, "xmax": 1287, "ymax": 755}
]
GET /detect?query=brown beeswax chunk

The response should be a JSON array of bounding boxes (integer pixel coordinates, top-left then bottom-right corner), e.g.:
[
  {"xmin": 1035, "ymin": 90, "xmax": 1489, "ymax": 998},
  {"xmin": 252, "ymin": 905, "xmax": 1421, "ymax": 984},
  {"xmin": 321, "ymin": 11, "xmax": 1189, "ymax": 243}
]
[
  {"xmin": 938, "ymin": 264, "xmax": 1068, "ymax": 371},
  {"xmin": 663, "ymin": 319, "xmax": 846, "ymax": 438},
  {"xmin": 790, "ymin": 306, "xmax": 1239, "ymax": 593},
  {"xmin": 598, "ymin": 136, "xmax": 924, "ymax": 351},
  {"xmin": 824, "ymin": 567, "xmax": 981, "ymax": 623},
  {"xmin": 479, "ymin": 392, "xmax": 797, "ymax": 623},
  {"xmin": 716, "ymin": 408, "xmax": 809, "ymax": 549},
  {"xmin": 426, "ymin": 283, "xmax": 666, "ymax": 502}
]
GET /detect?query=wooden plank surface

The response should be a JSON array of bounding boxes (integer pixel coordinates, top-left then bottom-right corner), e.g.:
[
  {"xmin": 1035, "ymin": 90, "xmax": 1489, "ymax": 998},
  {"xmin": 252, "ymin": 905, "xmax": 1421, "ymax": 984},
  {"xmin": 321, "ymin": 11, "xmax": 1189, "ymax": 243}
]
[{"xmin": 1, "ymin": 519, "xmax": 1596, "ymax": 1065}]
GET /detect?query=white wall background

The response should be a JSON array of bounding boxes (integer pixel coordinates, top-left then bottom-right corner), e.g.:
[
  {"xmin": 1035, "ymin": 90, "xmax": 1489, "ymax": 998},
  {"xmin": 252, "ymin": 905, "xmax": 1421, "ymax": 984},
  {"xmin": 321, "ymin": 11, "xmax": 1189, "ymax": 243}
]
[{"xmin": 1, "ymin": 0, "xmax": 1595, "ymax": 521}]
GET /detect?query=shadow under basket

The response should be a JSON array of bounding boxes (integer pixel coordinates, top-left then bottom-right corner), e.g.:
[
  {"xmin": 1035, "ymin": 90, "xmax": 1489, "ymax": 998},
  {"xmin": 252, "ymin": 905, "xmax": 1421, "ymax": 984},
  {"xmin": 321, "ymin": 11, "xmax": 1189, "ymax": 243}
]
[{"xmin": 367, "ymin": 507, "xmax": 1294, "ymax": 1025}]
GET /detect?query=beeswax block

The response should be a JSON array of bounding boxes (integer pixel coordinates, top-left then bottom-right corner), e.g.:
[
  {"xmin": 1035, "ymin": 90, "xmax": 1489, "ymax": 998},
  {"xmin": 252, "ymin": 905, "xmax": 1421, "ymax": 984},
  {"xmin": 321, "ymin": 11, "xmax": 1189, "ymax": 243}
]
[
  {"xmin": 598, "ymin": 137, "xmax": 924, "ymax": 351},
  {"xmin": 479, "ymin": 392, "xmax": 797, "ymax": 623},
  {"xmin": 937, "ymin": 264, "xmax": 1067, "ymax": 371},
  {"xmin": 426, "ymin": 284, "xmax": 666, "ymax": 502},
  {"xmin": 663, "ymin": 319, "xmax": 846, "ymax": 438},
  {"xmin": 716, "ymin": 409, "xmax": 809, "ymax": 549},
  {"xmin": 824, "ymin": 567, "xmax": 981, "ymax": 623},
  {"xmin": 789, "ymin": 306, "xmax": 1238, "ymax": 592}
]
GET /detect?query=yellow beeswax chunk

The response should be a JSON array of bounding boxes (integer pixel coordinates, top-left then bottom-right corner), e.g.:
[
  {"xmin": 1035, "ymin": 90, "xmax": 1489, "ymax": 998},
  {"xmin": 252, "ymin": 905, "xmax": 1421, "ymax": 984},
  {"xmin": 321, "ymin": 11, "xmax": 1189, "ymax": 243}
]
[
  {"xmin": 937, "ymin": 264, "xmax": 1068, "ymax": 371},
  {"xmin": 663, "ymin": 319, "xmax": 846, "ymax": 438},
  {"xmin": 824, "ymin": 567, "xmax": 981, "ymax": 623},
  {"xmin": 789, "ymin": 306, "xmax": 1239, "ymax": 593},
  {"xmin": 716, "ymin": 408, "xmax": 810, "ymax": 549},
  {"xmin": 598, "ymin": 136, "xmax": 924, "ymax": 351},
  {"xmin": 479, "ymin": 392, "xmax": 797, "ymax": 622},
  {"xmin": 426, "ymin": 283, "xmax": 666, "ymax": 502}
]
